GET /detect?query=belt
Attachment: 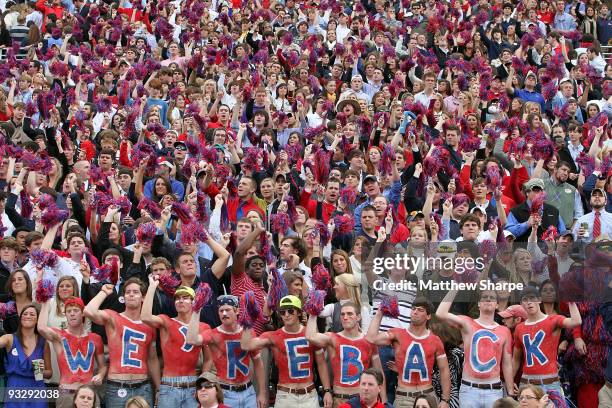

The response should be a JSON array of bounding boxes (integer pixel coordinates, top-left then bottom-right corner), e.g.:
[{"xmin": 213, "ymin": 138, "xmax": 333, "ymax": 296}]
[
  {"xmin": 462, "ymin": 380, "xmax": 503, "ymax": 390},
  {"xmin": 396, "ymin": 387, "xmax": 434, "ymax": 397},
  {"xmin": 333, "ymin": 392, "xmax": 356, "ymax": 400},
  {"xmin": 107, "ymin": 379, "xmax": 150, "ymax": 389},
  {"xmin": 161, "ymin": 380, "xmax": 197, "ymax": 389},
  {"xmin": 58, "ymin": 388, "xmax": 77, "ymax": 394},
  {"xmin": 277, "ymin": 384, "xmax": 316, "ymax": 395},
  {"xmin": 219, "ymin": 381, "xmax": 252, "ymax": 392},
  {"xmin": 521, "ymin": 377, "xmax": 559, "ymax": 385}
]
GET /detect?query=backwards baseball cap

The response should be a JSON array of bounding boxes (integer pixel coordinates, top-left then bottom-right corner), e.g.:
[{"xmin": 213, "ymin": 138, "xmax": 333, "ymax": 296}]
[
  {"xmin": 498, "ymin": 304, "xmax": 528, "ymax": 320},
  {"xmin": 174, "ymin": 286, "xmax": 195, "ymax": 299},
  {"xmin": 520, "ymin": 285, "xmax": 541, "ymax": 300},
  {"xmin": 279, "ymin": 295, "xmax": 302, "ymax": 310},
  {"xmin": 64, "ymin": 296, "xmax": 85, "ymax": 310},
  {"xmin": 523, "ymin": 178, "xmax": 545, "ymax": 191}
]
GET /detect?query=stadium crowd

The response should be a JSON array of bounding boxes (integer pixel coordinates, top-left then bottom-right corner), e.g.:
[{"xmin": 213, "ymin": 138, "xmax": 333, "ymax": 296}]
[{"xmin": 0, "ymin": 0, "xmax": 611, "ymax": 407}]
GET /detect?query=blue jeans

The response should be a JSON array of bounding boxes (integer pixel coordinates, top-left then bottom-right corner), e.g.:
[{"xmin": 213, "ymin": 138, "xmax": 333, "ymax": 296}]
[
  {"xmin": 459, "ymin": 383, "xmax": 503, "ymax": 408},
  {"xmin": 223, "ymin": 384, "xmax": 257, "ymax": 408},
  {"xmin": 159, "ymin": 376, "xmax": 198, "ymax": 408},
  {"xmin": 105, "ymin": 380, "xmax": 152, "ymax": 408},
  {"xmin": 378, "ymin": 345, "xmax": 397, "ymax": 404}
]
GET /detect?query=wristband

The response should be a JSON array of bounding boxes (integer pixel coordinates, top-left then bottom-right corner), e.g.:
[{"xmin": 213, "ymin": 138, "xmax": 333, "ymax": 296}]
[{"xmin": 323, "ymin": 388, "xmax": 332, "ymax": 393}]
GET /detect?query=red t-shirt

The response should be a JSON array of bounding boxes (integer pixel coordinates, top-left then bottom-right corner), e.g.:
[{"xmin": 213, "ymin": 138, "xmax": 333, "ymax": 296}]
[
  {"xmin": 260, "ymin": 326, "xmax": 321, "ymax": 385},
  {"xmin": 53, "ymin": 329, "xmax": 104, "ymax": 385},
  {"xmin": 230, "ymin": 270, "xmax": 267, "ymax": 336},
  {"xmin": 330, "ymin": 333, "xmax": 376, "ymax": 389},
  {"xmin": 106, "ymin": 310, "xmax": 155, "ymax": 377},
  {"xmin": 390, "ymin": 328, "xmax": 445, "ymax": 388},
  {"xmin": 201, "ymin": 326, "xmax": 260, "ymax": 384},
  {"xmin": 514, "ymin": 314, "xmax": 566, "ymax": 378},
  {"xmin": 159, "ymin": 315, "xmax": 209, "ymax": 377},
  {"xmin": 461, "ymin": 317, "xmax": 512, "ymax": 383}
]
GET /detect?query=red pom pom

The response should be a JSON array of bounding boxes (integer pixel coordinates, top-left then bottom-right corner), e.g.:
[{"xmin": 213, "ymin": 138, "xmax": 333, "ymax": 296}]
[
  {"xmin": 35, "ymin": 279, "xmax": 55, "ymax": 303},
  {"xmin": 304, "ymin": 290, "xmax": 326, "ymax": 316},
  {"xmin": 380, "ymin": 296, "xmax": 399, "ymax": 318}
]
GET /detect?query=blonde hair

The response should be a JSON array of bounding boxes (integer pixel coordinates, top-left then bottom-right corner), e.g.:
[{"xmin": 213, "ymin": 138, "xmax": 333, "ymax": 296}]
[
  {"xmin": 125, "ymin": 396, "xmax": 150, "ymax": 408},
  {"xmin": 335, "ymin": 273, "xmax": 362, "ymax": 311}
]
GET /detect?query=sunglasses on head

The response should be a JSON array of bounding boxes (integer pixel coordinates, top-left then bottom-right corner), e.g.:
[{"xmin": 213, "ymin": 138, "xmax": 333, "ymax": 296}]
[{"xmin": 279, "ymin": 308, "xmax": 297, "ymax": 316}]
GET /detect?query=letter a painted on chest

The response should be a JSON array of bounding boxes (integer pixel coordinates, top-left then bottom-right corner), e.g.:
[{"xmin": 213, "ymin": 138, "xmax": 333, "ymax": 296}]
[{"xmin": 403, "ymin": 342, "xmax": 428, "ymax": 382}]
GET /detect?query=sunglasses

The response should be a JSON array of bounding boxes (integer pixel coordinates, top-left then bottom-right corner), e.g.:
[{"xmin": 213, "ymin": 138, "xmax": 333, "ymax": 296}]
[
  {"xmin": 175, "ymin": 145, "xmax": 187, "ymax": 151},
  {"xmin": 279, "ymin": 308, "xmax": 297, "ymax": 316},
  {"xmin": 198, "ymin": 382, "xmax": 216, "ymax": 390}
]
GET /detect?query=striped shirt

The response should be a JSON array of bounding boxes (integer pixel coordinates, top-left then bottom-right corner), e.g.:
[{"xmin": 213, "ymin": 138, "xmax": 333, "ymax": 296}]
[
  {"xmin": 9, "ymin": 25, "xmax": 29, "ymax": 46},
  {"xmin": 371, "ymin": 276, "xmax": 417, "ymax": 332}
]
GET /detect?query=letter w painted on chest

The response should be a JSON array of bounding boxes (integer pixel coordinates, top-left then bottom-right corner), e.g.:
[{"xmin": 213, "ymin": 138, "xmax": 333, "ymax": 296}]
[
  {"xmin": 121, "ymin": 327, "xmax": 147, "ymax": 368},
  {"xmin": 402, "ymin": 342, "xmax": 428, "ymax": 382},
  {"xmin": 226, "ymin": 340, "xmax": 249, "ymax": 379},
  {"xmin": 470, "ymin": 330, "xmax": 499, "ymax": 373},
  {"xmin": 62, "ymin": 338, "xmax": 95, "ymax": 373},
  {"xmin": 523, "ymin": 330, "xmax": 548, "ymax": 367},
  {"xmin": 285, "ymin": 338, "xmax": 311, "ymax": 379},
  {"xmin": 340, "ymin": 345, "xmax": 363, "ymax": 385}
]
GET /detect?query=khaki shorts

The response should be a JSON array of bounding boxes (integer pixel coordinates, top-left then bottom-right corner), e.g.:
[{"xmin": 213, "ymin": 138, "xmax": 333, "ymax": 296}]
[{"xmin": 274, "ymin": 389, "xmax": 319, "ymax": 408}]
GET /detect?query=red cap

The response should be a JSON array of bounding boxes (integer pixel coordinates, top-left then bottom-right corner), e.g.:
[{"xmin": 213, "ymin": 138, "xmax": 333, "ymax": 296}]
[{"xmin": 498, "ymin": 305, "xmax": 528, "ymax": 321}]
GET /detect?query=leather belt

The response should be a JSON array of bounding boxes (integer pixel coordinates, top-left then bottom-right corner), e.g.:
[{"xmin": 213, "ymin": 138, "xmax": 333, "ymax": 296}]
[
  {"xmin": 277, "ymin": 384, "xmax": 316, "ymax": 395},
  {"xmin": 396, "ymin": 387, "xmax": 434, "ymax": 397},
  {"xmin": 333, "ymin": 392, "xmax": 356, "ymax": 400},
  {"xmin": 107, "ymin": 379, "xmax": 150, "ymax": 389},
  {"xmin": 219, "ymin": 381, "xmax": 252, "ymax": 392},
  {"xmin": 521, "ymin": 377, "xmax": 559, "ymax": 385},
  {"xmin": 161, "ymin": 380, "xmax": 197, "ymax": 389},
  {"xmin": 462, "ymin": 380, "xmax": 503, "ymax": 390}
]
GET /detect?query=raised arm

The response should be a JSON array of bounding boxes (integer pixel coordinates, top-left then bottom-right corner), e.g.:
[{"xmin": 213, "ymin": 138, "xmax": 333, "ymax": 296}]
[
  {"xmin": 305, "ymin": 314, "xmax": 332, "ymax": 348},
  {"xmin": 206, "ymin": 234, "xmax": 231, "ymax": 279},
  {"xmin": 232, "ymin": 221, "xmax": 265, "ymax": 276},
  {"xmin": 37, "ymin": 300, "xmax": 62, "ymax": 343},
  {"xmin": 562, "ymin": 302, "xmax": 582, "ymax": 328},
  {"xmin": 186, "ymin": 309, "xmax": 205, "ymax": 346},
  {"xmin": 83, "ymin": 284, "xmax": 114, "ymax": 326},
  {"xmin": 141, "ymin": 276, "xmax": 165, "ymax": 329},
  {"xmin": 240, "ymin": 327, "xmax": 272, "ymax": 351},
  {"xmin": 365, "ymin": 309, "xmax": 393, "ymax": 346},
  {"xmin": 435, "ymin": 290, "xmax": 469, "ymax": 332}
]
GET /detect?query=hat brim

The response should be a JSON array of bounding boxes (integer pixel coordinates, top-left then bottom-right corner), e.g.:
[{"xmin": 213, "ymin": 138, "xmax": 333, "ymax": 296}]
[{"xmin": 336, "ymin": 99, "xmax": 362, "ymax": 115}]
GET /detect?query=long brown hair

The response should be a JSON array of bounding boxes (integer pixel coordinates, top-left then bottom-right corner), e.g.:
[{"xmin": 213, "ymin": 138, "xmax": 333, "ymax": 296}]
[
  {"xmin": 16, "ymin": 303, "xmax": 40, "ymax": 351},
  {"xmin": 55, "ymin": 276, "xmax": 79, "ymax": 316},
  {"xmin": 6, "ymin": 270, "xmax": 33, "ymax": 301}
]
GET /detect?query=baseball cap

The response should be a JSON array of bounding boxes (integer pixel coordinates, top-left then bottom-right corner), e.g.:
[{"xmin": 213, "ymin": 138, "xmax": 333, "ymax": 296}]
[
  {"xmin": 174, "ymin": 286, "xmax": 195, "ymax": 299},
  {"xmin": 407, "ymin": 210, "xmax": 425, "ymax": 222},
  {"xmin": 523, "ymin": 178, "xmax": 545, "ymax": 191},
  {"xmin": 157, "ymin": 157, "xmax": 175, "ymax": 169},
  {"xmin": 435, "ymin": 240, "xmax": 457, "ymax": 258},
  {"xmin": 592, "ymin": 187, "xmax": 606, "ymax": 196},
  {"xmin": 279, "ymin": 295, "xmax": 302, "ymax": 310},
  {"xmin": 363, "ymin": 174, "xmax": 378, "ymax": 184},
  {"xmin": 498, "ymin": 304, "xmax": 528, "ymax": 320},
  {"xmin": 503, "ymin": 230, "xmax": 515, "ymax": 239},
  {"xmin": 174, "ymin": 141, "xmax": 187, "ymax": 150},
  {"xmin": 559, "ymin": 77, "xmax": 572, "ymax": 86},
  {"xmin": 520, "ymin": 285, "xmax": 540, "ymax": 301}
]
